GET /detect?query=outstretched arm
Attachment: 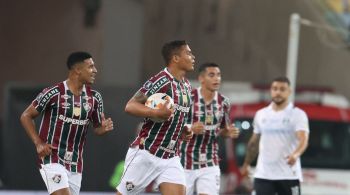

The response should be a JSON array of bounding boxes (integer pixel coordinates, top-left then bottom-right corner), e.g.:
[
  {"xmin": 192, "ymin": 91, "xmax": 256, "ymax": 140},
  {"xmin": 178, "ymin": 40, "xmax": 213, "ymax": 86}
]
[
  {"xmin": 286, "ymin": 131, "xmax": 309, "ymax": 165},
  {"xmin": 20, "ymin": 105, "xmax": 56, "ymax": 158},
  {"xmin": 125, "ymin": 91, "xmax": 172, "ymax": 120},
  {"xmin": 241, "ymin": 133, "xmax": 260, "ymax": 177}
]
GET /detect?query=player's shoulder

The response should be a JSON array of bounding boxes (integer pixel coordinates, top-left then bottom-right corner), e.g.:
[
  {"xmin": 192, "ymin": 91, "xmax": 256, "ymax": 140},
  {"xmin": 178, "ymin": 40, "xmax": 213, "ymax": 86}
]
[
  {"xmin": 41, "ymin": 82, "xmax": 62, "ymax": 96},
  {"xmin": 151, "ymin": 69, "xmax": 171, "ymax": 81},
  {"xmin": 292, "ymin": 106, "xmax": 308, "ymax": 116},
  {"xmin": 256, "ymin": 105, "xmax": 270, "ymax": 116},
  {"xmin": 218, "ymin": 92, "xmax": 230, "ymax": 101},
  {"xmin": 90, "ymin": 89, "xmax": 103, "ymax": 100},
  {"xmin": 217, "ymin": 92, "xmax": 230, "ymax": 106}
]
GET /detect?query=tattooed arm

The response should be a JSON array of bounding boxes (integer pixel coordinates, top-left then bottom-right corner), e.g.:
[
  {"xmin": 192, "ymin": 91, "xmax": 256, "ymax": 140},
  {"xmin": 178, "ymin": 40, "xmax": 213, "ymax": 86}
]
[
  {"xmin": 125, "ymin": 91, "xmax": 172, "ymax": 120},
  {"xmin": 240, "ymin": 133, "xmax": 260, "ymax": 177}
]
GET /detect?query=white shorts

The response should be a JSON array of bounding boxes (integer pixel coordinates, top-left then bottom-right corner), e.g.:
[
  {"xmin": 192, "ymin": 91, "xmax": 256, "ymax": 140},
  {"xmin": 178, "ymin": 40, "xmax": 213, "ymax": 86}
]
[
  {"xmin": 184, "ymin": 166, "xmax": 221, "ymax": 195},
  {"xmin": 39, "ymin": 163, "xmax": 82, "ymax": 195},
  {"xmin": 116, "ymin": 147, "xmax": 186, "ymax": 194}
]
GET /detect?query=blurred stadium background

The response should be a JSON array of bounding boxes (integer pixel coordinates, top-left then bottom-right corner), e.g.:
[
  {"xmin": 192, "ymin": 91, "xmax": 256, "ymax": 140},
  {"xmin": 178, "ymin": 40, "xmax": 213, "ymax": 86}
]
[{"xmin": 1, "ymin": 0, "xmax": 350, "ymax": 194}]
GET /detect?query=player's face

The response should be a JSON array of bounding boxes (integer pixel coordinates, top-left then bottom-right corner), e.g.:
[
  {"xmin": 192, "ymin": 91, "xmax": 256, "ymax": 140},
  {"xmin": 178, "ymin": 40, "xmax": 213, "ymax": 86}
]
[
  {"xmin": 199, "ymin": 67, "xmax": 221, "ymax": 92},
  {"xmin": 270, "ymin": 81, "xmax": 291, "ymax": 105},
  {"xmin": 175, "ymin": 45, "xmax": 195, "ymax": 72},
  {"xmin": 78, "ymin": 58, "xmax": 97, "ymax": 84}
]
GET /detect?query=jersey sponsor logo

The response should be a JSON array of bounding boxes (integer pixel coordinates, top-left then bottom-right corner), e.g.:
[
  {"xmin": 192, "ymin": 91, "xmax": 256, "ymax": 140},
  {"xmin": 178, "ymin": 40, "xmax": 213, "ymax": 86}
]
[
  {"xmin": 52, "ymin": 174, "xmax": 62, "ymax": 183},
  {"xmin": 199, "ymin": 153, "xmax": 207, "ymax": 163},
  {"xmin": 58, "ymin": 114, "xmax": 88, "ymax": 125},
  {"xmin": 159, "ymin": 146, "xmax": 176, "ymax": 154},
  {"xmin": 195, "ymin": 110, "xmax": 205, "ymax": 117},
  {"xmin": 174, "ymin": 104, "xmax": 190, "ymax": 113},
  {"xmin": 166, "ymin": 140, "xmax": 176, "ymax": 150},
  {"xmin": 39, "ymin": 88, "xmax": 59, "ymax": 107},
  {"xmin": 94, "ymin": 91, "xmax": 103, "ymax": 103},
  {"xmin": 205, "ymin": 124, "xmax": 219, "ymax": 131},
  {"xmin": 83, "ymin": 96, "xmax": 90, "ymax": 101},
  {"xmin": 64, "ymin": 151, "xmax": 73, "ymax": 162},
  {"xmin": 143, "ymin": 80, "xmax": 153, "ymax": 90},
  {"xmin": 83, "ymin": 102, "xmax": 91, "ymax": 112},
  {"xmin": 61, "ymin": 102, "xmax": 71, "ymax": 109},
  {"xmin": 149, "ymin": 77, "xmax": 168, "ymax": 94},
  {"xmin": 61, "ymin": 94, "xmax": 71, "ymax": 100},
  {"xmin": 36, "ymin": 92, "xmax": 44, "ymax": 102}
]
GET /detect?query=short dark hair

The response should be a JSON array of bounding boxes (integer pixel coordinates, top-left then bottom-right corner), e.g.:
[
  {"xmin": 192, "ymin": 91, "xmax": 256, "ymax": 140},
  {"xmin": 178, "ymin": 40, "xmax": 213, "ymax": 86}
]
[
  {"xmin": 161, "ymin": 40, "xmax": 187, "ymax": 65},
  {"xmin": 272, "ymin": 76, "xmax": 290, "ymax": 85},
  {"xmin": 66, "ymin": 51, "xmax": 92, "ymax": 70},
  {"xmin": 198, "ymin": 62, "xmax": 220, "ymax": 74}
]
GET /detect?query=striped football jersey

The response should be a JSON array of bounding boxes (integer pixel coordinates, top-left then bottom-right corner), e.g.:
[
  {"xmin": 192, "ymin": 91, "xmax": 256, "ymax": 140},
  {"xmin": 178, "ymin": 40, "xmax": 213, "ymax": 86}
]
[
  {"xmin": 32, "ymin": 81, "xmax": 103, "ymax": 173},
  {"xmin": 131, "ymin": 68, "xmax": 192, "ymax": 159},
  {"xmin": 179, "ymin": 87, "xmax": 231, "ymax": 169}
]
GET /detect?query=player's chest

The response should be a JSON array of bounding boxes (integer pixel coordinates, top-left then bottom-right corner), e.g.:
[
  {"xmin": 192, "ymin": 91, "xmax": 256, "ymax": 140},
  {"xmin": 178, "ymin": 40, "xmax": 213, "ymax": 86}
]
[
  {"xmin": 52, "ymin": 92, "xmax": 93, "ymax": 118},
  {"xmin": 171, "ymin": 82, "xmax": 192, "ymax": 107},
  {"xmin": 195, "ymin": 100, "xmax": 223, "ymax": 125},
  {"xmin": 259, "ymin": 113, "xmax": 294, "ymax": 132}
]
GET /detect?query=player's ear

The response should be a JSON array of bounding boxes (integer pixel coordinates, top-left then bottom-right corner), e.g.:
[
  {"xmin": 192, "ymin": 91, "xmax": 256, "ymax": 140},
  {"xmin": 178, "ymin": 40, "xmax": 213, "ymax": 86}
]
[{"xmin": 173, "ymin": 55, "xmax": 180, "ymax": 63}]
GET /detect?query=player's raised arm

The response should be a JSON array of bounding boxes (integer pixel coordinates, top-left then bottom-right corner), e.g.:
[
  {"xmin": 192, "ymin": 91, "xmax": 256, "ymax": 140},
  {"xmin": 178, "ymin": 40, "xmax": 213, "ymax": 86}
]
[{"xmin": 125, "ymin": 91, "xmax": 172, "ymax": 120}]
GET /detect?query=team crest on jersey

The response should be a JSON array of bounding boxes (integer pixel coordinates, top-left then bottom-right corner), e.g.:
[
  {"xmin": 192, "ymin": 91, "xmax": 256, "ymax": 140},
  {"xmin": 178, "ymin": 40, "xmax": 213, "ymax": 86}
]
[
  {"xmin": 83, "ymin": 102, "xmax": 91, "ymax": 112},
  {"xmin": 215, "ymin": 111, "xmax": 222, "ymax": 119},
  {"xmin": 73, "ymin": 107, "xmax": 81, "ymax": 117},
  {"xmin": 143, "ymin": 80, "xmax": 153, "ymax": 90},
  {"xmin": 52, "ymin": 174, "xmax": 61, "ymax": 183},
  {"xmin": 126, "ymin": 181, "xmax": 135, "ymax": 191},
  {"xmin": 205, "ymin": 115, "xmax": 214, "ymax": 125}
]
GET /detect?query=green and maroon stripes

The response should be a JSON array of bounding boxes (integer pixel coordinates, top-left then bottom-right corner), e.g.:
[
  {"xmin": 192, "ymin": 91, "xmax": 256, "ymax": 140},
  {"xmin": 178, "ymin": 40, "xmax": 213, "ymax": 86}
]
[
  {"xmin": 131, "ymin": 69, "xmax": 192, "ymax": 159},
  {"xmin": 33, "ymin": 82, "xmax": 103, "ymax": 173},
  {"xmin": 180, "ymin": 88, "xmax": 231, "ymax": 170}
]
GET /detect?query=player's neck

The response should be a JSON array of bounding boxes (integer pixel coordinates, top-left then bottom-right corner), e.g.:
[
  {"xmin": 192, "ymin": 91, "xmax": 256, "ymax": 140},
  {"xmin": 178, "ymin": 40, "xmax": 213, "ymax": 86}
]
[
  {"xmin": 167, "ymin": 66, "xmax": 185, "ymax": 81},
  {"xmin": 66, "ymin": 78, "xmax": 84, "ymax": 96},
  {"xmin": 272, "ymin": 101, "xmax": 289, "ymax": 111},
  {"xmin": 200, "ymin": 87, "xmax": 215, "ymax": 104}
]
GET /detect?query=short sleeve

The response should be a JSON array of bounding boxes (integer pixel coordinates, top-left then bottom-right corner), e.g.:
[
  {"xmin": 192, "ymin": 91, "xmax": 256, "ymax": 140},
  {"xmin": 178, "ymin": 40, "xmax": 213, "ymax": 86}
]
[
  {"xmin": 220, "ymin": 97, "xmax": 231, "ymax": 128},
  {"xmin": 32, "ymin": 86, "xmax": 59, "ymax": 113},
  {"xmin": 90, "ymin": 90, "xmax": 104, "ymax": 128},
  {"xmin": 294, "ymin": 109, "xmax": 309, "ymax": 133},
  {"xmin": 253, "ymin": 112, "xmax": 261, "ymax": 134},
  {"xmin": 138, "ymin": 75, "xmax": 170, "ymax": 97}
]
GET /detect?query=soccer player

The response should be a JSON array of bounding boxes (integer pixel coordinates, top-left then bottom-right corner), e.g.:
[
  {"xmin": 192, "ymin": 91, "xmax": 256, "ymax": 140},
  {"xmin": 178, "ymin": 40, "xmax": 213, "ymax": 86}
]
[
  {"xmin": 240, "ymin": 76, "xmax": 309, "ymax": 195},
  {"xmin": 20, "ymin": 52, "xmax": 114, "ymax": 195},
  {"xmin": 116, "ymin": 40, "xmax": 195, "ymax": 195},
  {"xmin": 179, "ymin": 62, "xmax": 240, "ymax": 195}
]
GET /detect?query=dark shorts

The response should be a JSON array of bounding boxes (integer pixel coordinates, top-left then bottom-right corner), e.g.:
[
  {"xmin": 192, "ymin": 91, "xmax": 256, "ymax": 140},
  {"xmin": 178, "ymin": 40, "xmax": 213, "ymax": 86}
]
[{"xmin": 253, "ymin": 178, "xmax": 300, "ymax": 195}]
